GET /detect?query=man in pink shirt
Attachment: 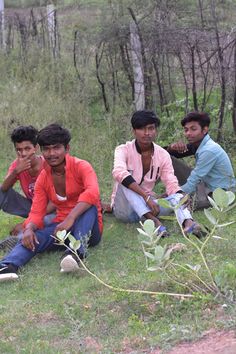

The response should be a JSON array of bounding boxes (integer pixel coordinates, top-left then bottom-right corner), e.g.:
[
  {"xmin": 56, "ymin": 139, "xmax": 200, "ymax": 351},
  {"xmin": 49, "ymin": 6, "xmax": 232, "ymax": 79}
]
[
  {"xmin": 0, "ymin": 124, "xmax": 102, "ymax": 281},
  {"xmin": 111, "ymin": 110, "xmax": 201, "ymax": 237}
]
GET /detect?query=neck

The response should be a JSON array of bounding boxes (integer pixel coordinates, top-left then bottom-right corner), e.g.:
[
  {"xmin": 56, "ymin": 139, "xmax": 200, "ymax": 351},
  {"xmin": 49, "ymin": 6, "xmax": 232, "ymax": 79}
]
[
  {"xmin": 52, "ymin": 161, "xmax": 66, "ymax": 175},
  {"xmin": 136, "ymin": 140, "xmax": 153, "ymax": 153}
]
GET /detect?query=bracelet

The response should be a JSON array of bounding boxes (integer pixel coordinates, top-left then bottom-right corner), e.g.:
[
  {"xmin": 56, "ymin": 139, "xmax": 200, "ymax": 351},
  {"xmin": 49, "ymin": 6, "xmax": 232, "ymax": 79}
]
[{"xmin": 145, "ymin": 195, "xmax": 151, "ymax": 203}]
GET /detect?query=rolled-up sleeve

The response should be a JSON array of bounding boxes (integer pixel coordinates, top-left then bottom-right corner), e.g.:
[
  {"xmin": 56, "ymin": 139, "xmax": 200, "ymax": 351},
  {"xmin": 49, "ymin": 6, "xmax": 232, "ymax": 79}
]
[
  {"xmin": 112, "ymin": 145, "xmax": 134, "ymax": 184},
  {"xmin": 77, "ymin": 161, "xmax": 100, "ymax": 205}
]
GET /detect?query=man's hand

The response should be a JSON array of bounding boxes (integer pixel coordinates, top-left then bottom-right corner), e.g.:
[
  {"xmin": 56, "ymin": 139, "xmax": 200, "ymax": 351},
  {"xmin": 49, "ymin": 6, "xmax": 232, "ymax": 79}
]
[
  {"xmin": 180, "ymin": 192, "xmax": 192, "ymax": 210},
  {"xmin": 53, "ymin": 215, "xmax": 75, "ymax": 236},
  {"xmin": 168, "ymin": 141, "xmax": 188, "ymax": 153},
  {"xmin": 15, "ymin": 156, "xmax": 32, "ymax": 174},
  {"xmin": 22, "ymin": 228, "xmax": 39, "ymax": 251},
  {"xmin": 10, "ymin": 222, "xmax": 23, "ymax": 236},
  {"xmin": 146, "ymin": 198, "xmax": 160, "ymax": 217}
]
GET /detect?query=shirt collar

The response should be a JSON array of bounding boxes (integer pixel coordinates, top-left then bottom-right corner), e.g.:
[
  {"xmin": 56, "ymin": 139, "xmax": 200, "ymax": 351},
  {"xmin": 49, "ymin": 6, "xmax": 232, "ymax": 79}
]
[{"xmin": 135, "ymin": 139, "xmax": 154, "ymax": 154}]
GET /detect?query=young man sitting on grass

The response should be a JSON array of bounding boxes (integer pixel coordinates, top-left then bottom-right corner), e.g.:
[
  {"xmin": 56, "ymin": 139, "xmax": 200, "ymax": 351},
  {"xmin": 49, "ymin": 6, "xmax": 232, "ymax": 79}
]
[
  {"xmin": 111, "ymin": 110, "xmax": 201, "ymax": 237},
  {"xmin": 0, "ymin": 125, "xmax": 55, "ymax": 250},
  {"xmin": 0, "ymin": 124, "xmax": 102, "ymax": 281},
  {"xmin": 166, "ymin": 112, "xmax": 236, "ymax": 209}
]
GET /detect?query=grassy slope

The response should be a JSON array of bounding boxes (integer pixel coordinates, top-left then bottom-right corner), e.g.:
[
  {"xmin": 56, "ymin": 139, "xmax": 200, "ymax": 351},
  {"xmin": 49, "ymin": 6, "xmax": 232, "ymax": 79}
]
[{"xmin": 0, "ymin": 2, "xmax": 236, "ymax": 353}]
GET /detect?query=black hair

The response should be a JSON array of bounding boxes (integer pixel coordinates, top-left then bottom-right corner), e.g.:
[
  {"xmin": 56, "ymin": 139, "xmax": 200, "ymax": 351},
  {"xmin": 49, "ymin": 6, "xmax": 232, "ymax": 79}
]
[
  {"xmin": 181, "ymin": 112, "xmax": 211, "ymax": 128},
  {"xmin": 11, "ymin": 125, "xmax": 38, "ymax": 146},
  {"xmin": 38, "ymin": 123, "xmax": 71, "ymax": 147},
  {"xmin": 131, "ymin": 110, "xmax": 160, "ymax": 129}
]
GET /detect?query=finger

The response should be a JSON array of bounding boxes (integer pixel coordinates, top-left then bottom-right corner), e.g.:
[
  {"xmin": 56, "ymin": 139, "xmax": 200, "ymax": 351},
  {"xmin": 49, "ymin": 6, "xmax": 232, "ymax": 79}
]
[{"xmin": 34, "ymin": 234, "xmax": 39, "ymax": 245}]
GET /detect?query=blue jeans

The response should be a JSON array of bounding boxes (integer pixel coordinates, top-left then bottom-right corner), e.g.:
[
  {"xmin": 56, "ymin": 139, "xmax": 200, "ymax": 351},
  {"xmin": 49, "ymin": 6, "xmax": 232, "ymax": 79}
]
[
  {"xmin": 1, "ymin": 206, "xmax": 101, "ymax": 268},
  {"xmin": 113, "ymin": 184, "xmax": 192, "ymax": 226}
]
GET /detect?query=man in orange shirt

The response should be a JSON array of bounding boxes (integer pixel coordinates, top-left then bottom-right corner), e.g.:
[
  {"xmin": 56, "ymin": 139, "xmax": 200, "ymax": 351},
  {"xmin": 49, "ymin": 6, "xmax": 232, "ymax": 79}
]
[{"xmin": 0, "ymin": 124, "xmax": 102, "ymax": 281}]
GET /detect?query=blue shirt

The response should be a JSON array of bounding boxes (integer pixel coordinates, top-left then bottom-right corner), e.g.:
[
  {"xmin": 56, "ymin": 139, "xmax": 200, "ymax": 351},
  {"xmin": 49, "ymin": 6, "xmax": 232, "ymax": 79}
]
[{"xmin": 181, "ymin": 134, "xmax": 236, "ymax": 193}]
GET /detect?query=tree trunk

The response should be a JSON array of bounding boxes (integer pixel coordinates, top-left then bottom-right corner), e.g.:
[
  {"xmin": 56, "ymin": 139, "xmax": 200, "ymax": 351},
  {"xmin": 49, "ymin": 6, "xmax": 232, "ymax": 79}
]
[
  {"xmin": 129, "ymin": 21, "xmax": 145, "ymax": 110},
  {"xmin": 232, "ymin": 40, "xmax": 236, "ymax": 134},
  {"xmin": 0, "ymin": 0, "xmax": 5, "ymax": 50}
]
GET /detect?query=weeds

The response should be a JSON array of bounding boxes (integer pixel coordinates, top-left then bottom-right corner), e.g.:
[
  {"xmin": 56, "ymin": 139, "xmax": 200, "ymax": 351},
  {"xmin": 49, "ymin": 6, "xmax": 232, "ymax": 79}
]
[{"xmin": 139, "ymin": 188, "xmax": 236, "ymax": 298}]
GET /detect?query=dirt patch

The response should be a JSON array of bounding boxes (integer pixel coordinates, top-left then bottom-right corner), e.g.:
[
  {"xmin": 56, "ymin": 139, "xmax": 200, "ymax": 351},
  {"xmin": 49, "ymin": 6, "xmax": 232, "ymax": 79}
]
[
  {"xmin": 120, "ymin": 330, "xmax": 236, "ymax": 354},
  {"xmin": 165, "ymin": 329, "xmax": 236, "ymax": 354}
]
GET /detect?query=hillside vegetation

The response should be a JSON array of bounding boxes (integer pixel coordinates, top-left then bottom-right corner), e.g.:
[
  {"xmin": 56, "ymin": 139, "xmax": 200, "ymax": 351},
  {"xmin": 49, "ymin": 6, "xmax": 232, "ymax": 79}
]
[{"xmin": 0, "ymin": 1, "xmax": 236, "ymax": 353}]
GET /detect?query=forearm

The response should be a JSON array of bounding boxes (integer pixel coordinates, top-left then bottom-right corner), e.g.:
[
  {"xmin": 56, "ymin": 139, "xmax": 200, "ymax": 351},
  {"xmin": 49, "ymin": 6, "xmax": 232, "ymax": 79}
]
[
  {"xmin": 24, "ymin": 222, "xmax": 37, "ymax": 232},
  {"xmin": 127, "ymin": 182, "xmax": 149, "ymax": 202},
  {"xmin": 46, "ymin": 201, "xmax": 56, "ymax": 214},
  {"xmin": 65, "ymin": 201, "xmax": 92, "ymax": 223},
  {"xmin": 1, "ymin": 171, "xmax": 18, "ymax": 192}
]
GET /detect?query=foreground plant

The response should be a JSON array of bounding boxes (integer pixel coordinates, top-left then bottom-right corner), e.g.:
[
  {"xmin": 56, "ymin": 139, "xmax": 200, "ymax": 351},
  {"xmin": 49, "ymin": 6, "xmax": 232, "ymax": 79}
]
[
  {"xmin": 53, "ymin": 231, "xmax": 194, "ymax": 299},
  {"xmin": 138, "ymin": 188, "xmax": 236, "ymax": 297}
]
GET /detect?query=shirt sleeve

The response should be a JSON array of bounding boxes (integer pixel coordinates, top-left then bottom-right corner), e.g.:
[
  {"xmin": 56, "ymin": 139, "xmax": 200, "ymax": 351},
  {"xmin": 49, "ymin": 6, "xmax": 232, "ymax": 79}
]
[
  {"xmin": 166, "ymin": 144, "xmax": 196, "ymax": 158},
  {"xmin": 112, "ymin": 145, "xmax": 135, "ymax": 185},
  {"xmin": 181, "ymin": 150, "xmax": 217, "ymax": 193},
  {"xmin": 76, "ymin": 161, "xmax": 100, "ymax": 205},
  {"xmin": 159, "ymin": 152, "xmax": 181, "ymax": 195},
  {"xmin": 23, "ymin": 173, "xmax": 48, "ymax": 229}
]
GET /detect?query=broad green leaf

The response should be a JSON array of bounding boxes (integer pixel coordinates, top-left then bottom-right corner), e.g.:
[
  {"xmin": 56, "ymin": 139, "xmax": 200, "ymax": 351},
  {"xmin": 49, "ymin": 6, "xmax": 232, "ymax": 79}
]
[
  {"xmin": 154, "ymin": 245, "xmax": 165, "ymax": 260},
  {"xmin": 56, "ymin": 230, "xmax": 68, "ymax": 241},
  {"xmin": 213, "ymin": 188, "xmax": 229, "ymax": 209},
  {"xmin": 157, "ymin": 198, "xmax": 172, "ymax": 209},
  {"xmin": 68, "ymin": 234, "xmax": 76, "ymax": 244},
  {"xmin": 140, "ymin": 240, "xmax": 153, "ymax": 246},
  {"xmin": 72, "ymin": 240, "xmax": 81, "ymax": 251},
  {"xmin": 144, "ymin": 251, "xmax": 155, "ymax": 260},
  {"xmin": 226, "ymin": 191, "xmax": 235, "ymax": 205},
  {"xmin": 204, "ymin": 208, "xmax": 217, "ymax": 225},
  {"xmin": 137, "ymin": 228, "xmax": 149, "ymax": 236},
  {"xmin": 143, "ymin": 220, "xmax": 155, "ymax": 234},
  {"xmin": 207, "ymin": 196, "xmax": 220, "ymax": 210},
  {"xmin": 178, "ymin": 194, "xmax": 189, "ymax": 206},
  {"xmin": 163, "ymin": 248, "xmax": 172, "ymax": 260}
]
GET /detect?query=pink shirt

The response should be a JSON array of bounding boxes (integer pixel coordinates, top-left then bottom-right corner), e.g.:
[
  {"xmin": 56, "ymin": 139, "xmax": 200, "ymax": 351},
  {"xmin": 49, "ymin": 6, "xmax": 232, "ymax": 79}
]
[
  {"xmin": 111, "ymin": 139, "xmax": 180, "ymax": 205},
  {"xmin": 7, "ymin": 156, "xmax": 44, "ymax": 200}
]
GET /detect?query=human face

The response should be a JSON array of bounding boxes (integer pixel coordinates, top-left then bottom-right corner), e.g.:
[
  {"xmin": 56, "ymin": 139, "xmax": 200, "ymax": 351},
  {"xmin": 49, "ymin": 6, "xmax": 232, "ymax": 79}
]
[
  {"xmin": 15, "ymin": 141, "xmax": 37, "ymax": 161},
  {"xmin": 41, "ymin": 144, "xmax": 69, "ymax": 167},
  {"xmin": 133, "ymin": 124, "xmax": 157, "ymax": 146},
  {"xmin": 183, "ymin": 121, "xmax": 208, "ymax": 145}
]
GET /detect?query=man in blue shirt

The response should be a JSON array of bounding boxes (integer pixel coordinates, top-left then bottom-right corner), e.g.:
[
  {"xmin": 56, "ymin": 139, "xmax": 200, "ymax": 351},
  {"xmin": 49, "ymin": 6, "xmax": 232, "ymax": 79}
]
[{"xmin": 167, "ymin": 112, "xmax": 236, "ymax": 209}]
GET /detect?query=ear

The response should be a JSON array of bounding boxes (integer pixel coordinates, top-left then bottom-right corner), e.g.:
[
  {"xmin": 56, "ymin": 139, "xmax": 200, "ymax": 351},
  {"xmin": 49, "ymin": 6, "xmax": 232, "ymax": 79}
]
[
  {"xmin": 65, "ymin": 144, "xmax": 70, "ymax": 153},
  {"xmin": 203, "ymin": 126, "xmax": 209, "ymax": 135}
]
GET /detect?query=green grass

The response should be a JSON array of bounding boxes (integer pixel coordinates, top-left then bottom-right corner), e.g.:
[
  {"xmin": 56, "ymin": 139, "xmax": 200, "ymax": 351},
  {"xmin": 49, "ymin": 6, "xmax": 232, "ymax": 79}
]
[
  {"xmin": 1, "ymin": 1, "xmax": 236, "ymax": 352},
  {"xmin": 1, "ymin": 206, "xmax": 236, "ymax": 352}
]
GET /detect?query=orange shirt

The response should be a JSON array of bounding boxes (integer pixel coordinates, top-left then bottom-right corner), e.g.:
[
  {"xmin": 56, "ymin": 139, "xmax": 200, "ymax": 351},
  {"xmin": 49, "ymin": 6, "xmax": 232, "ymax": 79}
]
[{"xmin": 23, "ymin": 154, "xmax": 103, "ymax": 233}]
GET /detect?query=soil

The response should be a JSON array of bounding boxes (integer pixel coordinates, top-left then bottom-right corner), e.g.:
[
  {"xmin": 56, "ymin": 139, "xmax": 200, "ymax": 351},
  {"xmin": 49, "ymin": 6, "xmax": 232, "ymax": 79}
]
[{"xmin": 153, "ymin": 329, "xmax": 236, "ymax": 354}]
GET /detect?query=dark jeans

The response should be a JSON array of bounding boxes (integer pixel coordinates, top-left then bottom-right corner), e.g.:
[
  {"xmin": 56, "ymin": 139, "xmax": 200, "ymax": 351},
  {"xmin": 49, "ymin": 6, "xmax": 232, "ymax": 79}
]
[
  {"xmin": 0, "ymin": 187, "xmax": 32, "ymax": 218},
  {"xmin": 1, "ymin": 206, "xmax": 101, "ymax": 268},
  {"xmin": 171, "ymin": 156, "xmax": 211, "ymax": 209}
]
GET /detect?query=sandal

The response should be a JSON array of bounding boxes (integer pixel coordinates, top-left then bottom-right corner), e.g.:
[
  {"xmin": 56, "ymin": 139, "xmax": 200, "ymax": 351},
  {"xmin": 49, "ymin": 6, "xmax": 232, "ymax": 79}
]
[
  {"xmin": 184, "ymin": 222, "xmax": 206, "ymax": 238},
  {"xmin": 158, "ymin": 225, "xmax": 170, "ymax": 238}
]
